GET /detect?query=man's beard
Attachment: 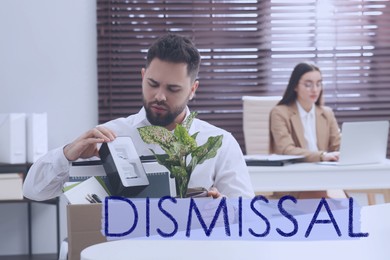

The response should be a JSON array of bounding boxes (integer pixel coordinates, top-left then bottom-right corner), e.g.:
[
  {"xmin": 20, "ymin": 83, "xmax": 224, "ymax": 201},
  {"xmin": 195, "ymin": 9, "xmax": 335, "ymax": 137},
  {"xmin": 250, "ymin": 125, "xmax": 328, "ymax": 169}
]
[{"xmin": 144, "ymin": 99, "xmax": 188, "ymax": 127}]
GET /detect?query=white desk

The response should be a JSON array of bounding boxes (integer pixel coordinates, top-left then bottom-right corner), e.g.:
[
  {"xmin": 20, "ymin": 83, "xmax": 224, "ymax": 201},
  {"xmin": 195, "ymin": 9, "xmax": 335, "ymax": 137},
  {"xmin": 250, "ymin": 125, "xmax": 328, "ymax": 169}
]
[
  {"xmin": 248, "ymin": 160, "xmax": 390, "ymax": 192},
  {"xmin": 81, "ymin": 203, "xmax": 390, "ymax": 260}
]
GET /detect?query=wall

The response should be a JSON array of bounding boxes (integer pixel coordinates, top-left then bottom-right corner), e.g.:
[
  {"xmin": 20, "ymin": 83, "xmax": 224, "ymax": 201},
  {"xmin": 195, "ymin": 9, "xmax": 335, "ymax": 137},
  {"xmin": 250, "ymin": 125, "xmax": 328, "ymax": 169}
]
[{"xmin": 0, "ymin": 0, "xmax": 97, "ymax": 255}]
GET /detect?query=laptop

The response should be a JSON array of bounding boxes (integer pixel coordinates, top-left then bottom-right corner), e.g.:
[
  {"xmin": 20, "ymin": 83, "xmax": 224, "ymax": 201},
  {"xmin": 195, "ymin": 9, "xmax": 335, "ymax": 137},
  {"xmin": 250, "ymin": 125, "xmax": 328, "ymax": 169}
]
[{"xmin": 324, "ymin": 120, "xmax": 389, "ymax": 166}]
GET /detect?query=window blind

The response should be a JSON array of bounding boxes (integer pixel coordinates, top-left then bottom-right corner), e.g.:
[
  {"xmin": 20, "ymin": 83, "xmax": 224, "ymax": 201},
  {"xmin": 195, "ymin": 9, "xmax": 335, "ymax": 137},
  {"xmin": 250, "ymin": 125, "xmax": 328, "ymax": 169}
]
[
  {"xmin": 97, "ymin": 0, "xmax": 390, "ymax": 156},
  {"xmin": 261, "ymin": 0, "xmax": 390, "ymax": 156},
  {"xmin": 97, "ymin": 0, "xmax": 264, "ymax": 152}
]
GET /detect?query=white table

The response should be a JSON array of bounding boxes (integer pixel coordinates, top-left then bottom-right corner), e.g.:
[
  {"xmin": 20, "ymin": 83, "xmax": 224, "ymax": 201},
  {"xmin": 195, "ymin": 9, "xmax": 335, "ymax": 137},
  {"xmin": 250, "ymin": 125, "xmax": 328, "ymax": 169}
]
[
  {"xmin": 248, "ymin": 160, "xmax": 390, "ymax": 192},
  {"xmin": 81, "ymin": 203, "xmax": 390, "ymax": 260}
]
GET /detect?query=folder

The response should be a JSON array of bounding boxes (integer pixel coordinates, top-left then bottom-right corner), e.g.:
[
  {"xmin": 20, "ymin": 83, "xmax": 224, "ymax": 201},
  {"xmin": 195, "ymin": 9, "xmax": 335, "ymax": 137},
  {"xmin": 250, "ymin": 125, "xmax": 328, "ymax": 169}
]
[
  {"xmin": 134, "ymin": 161, "xmax": 176, "ymax": 198},
  {"xmin": 0, "ymin": 113, "xmax": 26, "ymax": 164},
  {"xmin": 26, "ymin": 113, "xmax": 48, "ymax": 163},
  {"xmin": 244, "ymin": 154, "xmax": 304, "ymax": 166},
  {"xmin": 67, "ymin": 159, "xmax": 176, "ymax": 198},
  {"xmin": 69, "ymin": 160, "xmax": 106, "ymax": 182}
]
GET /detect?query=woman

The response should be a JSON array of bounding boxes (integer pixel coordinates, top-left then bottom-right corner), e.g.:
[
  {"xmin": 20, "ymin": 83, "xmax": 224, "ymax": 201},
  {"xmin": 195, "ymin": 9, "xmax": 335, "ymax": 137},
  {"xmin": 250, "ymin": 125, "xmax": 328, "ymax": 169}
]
[
  {"xmin": 269, "ymin": 62, "xmax": 343, "ymax": 199},
  {"xmin": 269, "ymin": 62, "xmax": 340, "ymax": 162}
]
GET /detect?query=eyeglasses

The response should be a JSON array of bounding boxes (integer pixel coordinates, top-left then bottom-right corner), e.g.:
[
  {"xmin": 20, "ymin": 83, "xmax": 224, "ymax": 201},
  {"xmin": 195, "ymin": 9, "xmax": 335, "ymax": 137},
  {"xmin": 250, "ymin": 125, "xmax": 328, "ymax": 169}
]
[{"xmin": 300, "ymin": 81, "xmax": 323, "ymax": 89}]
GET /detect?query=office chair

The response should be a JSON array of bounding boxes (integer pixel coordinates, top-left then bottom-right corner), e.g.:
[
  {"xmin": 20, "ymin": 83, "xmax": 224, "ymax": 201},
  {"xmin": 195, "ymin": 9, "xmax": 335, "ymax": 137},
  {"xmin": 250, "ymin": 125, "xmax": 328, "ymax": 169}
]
[
  {"xmin": 347, "ymin": 189, "xmax": 390, "ymax": 205},
  {"xmin": 242, "ymin": 96, "xmax": 281, "ymax": 196},
  {"xmin": 242, "ymin": 96, "xmax": 281, "ymax": 155}
]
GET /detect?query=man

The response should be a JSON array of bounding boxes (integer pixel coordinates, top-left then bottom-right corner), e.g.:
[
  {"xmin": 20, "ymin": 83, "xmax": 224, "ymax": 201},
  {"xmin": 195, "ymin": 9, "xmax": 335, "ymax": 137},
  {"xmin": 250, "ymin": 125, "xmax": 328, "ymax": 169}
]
[{"xmin": 23, "ymin": 34, "xmax": 254, "ymax": 201}]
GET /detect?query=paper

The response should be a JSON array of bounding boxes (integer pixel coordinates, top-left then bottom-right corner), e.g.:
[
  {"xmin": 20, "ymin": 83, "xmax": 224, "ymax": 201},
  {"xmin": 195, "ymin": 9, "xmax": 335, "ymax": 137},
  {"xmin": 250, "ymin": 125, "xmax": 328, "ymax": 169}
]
[
  {"xmin": 244, "ymin": 154, "xmax": 305, "ymax": 161},
  {"xmin": 63, "ymin": 176, "xmax": 110, "ymax": 205}
]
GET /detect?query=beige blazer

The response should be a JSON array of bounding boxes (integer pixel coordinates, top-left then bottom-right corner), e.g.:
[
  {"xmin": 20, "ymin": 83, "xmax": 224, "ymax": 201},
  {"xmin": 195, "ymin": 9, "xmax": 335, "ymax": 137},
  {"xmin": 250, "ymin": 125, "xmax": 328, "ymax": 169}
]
[{"xmin": 269, "ymin": 103, "xmax": 340, "ymax": 162}]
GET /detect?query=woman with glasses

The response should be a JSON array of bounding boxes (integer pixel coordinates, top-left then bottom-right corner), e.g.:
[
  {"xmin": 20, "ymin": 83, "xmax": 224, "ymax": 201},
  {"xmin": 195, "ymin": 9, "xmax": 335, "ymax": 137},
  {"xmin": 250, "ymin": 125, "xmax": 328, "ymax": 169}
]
[
  {"xmin": 269, "ymin": 62, "xmax": 343, "ymax": 198},
  {"xmin": 270, "ymin": 62, "xmax": 341, "ymax": 162}
]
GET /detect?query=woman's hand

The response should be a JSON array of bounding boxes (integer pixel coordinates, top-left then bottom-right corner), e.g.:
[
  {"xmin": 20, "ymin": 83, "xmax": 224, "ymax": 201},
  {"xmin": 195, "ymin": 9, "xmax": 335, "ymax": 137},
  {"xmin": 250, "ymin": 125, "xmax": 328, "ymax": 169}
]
[{"xmin": 322, "ymin": 151, "xmax": 340, "ymax": 162}]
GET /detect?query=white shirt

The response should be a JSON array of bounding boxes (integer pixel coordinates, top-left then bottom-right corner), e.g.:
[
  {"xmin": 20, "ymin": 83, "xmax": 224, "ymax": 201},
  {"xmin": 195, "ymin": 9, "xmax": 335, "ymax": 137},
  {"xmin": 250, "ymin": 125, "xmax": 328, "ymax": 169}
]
[
  {"xmin": 23, "ymin": 107, "xmax": 254, "ymax": 201},
  {"xmin": 296, "ymin": 101, "xmax": 318, "ymax": 151}
]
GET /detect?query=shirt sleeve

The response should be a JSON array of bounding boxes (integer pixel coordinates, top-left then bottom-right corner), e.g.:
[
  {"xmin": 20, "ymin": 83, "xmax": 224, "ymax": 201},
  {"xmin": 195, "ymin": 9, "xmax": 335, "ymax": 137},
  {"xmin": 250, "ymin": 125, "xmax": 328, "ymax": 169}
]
[
  {"xmin": 326, "ymin": 108, "xmax": 341, "ymax": 152},
  {"xmin": 214, "ymin": 133, "xmax": 255, "ymax": 198},
  {"xmin": 23, "ymin": 146, "xmax": 71, "ymax": 201}
]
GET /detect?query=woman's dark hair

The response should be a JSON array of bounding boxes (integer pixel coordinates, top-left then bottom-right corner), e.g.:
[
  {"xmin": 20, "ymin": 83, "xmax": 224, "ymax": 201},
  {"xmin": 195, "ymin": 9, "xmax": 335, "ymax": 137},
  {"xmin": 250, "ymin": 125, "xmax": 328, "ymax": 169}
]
[
  {"xmin": 278, "ymin": 62, "xmax": 323, "ymax": 106},
  {"xmin": 146, "ymin": 34, "xmax": 201, "ymax": 82}
]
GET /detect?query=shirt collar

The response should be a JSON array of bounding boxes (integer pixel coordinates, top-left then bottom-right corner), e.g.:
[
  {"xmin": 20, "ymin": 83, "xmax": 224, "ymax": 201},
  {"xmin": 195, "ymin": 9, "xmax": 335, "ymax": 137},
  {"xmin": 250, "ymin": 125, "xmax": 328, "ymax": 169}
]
[{"xmin": 296, "ymin": 100, "xmax": 315, "ymax": 118}]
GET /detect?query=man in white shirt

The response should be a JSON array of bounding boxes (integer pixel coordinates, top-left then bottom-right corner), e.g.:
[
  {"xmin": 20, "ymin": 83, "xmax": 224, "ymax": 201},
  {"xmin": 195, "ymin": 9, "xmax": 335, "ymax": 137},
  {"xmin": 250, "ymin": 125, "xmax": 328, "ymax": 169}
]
[{"xmin": 23, "ymin": 34, "xmax": 254, "ymax": 201}]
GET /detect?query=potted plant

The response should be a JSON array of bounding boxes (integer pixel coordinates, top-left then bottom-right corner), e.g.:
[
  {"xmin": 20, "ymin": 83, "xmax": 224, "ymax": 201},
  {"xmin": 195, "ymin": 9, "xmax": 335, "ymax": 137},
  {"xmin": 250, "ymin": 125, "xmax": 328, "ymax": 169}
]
[{"xmin": 138, "ymin": 112, "xmax": 223, "ymax": 198}]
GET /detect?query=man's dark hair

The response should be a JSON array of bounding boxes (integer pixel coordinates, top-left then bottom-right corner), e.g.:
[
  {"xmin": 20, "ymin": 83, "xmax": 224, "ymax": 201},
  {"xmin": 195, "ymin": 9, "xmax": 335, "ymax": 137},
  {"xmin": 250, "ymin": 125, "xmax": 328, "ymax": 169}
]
[{"xmin": 146, "ymin": 34, "xmax": 201, "ymax": 82}]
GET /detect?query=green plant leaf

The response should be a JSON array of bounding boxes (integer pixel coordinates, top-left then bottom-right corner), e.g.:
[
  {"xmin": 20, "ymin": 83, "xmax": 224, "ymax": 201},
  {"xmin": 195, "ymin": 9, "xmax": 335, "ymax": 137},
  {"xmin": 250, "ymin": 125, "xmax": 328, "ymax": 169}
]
[
  {"xmin": 190, "ymin": 135, "xmax": 223, "ymax": 165},
  {"xmin": 138, "ymin": 126, "xmax": 176, "ymax": 153},
  {"xmin": 171, "ymin": 166, "xmax": 189, "ymax": 197},
  {"xmin": 149, "ymin": 150, "xmax": 181, "ymax": 172},
  {"xmin": 174, "ymin": 124, "xmax": 197, "ymax": 152},
  {"xmin": 137, "ymin": 111, "xmax": 223, "ymax": 198},
  {"xmin": 191, "ymin": 132, "xmax": 199, "ymax": 140},
  {"xmin": 171, "ymin": 142, "xmax": 188, "ymax": 159},
  {"xmin": 187, "ymin": 156, "xmax": 198, "ymax": 175},
  {"xmin": 182, "ymin": 111, "xmax": 198, "ymax": 130}
]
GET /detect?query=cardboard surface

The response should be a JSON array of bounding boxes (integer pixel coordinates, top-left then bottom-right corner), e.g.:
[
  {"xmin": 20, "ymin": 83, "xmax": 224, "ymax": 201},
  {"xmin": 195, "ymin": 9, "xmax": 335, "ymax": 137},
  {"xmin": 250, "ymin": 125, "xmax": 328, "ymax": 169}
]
[
  {"xmin": 66, "ymin": 161, "xmax": 176, "ymax": 259},
  {"xmin": 67, "ymin": 204, "xmax": 106, "ymax": 260},
  {"xmin": 0, "ymin": 173, "xmax": 23, "ymax": 200}
]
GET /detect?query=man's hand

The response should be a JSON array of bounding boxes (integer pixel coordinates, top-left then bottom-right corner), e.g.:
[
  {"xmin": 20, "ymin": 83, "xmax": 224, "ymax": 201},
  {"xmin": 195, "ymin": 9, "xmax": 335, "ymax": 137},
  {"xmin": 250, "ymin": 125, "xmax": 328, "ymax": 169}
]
[
  {"xmin": 207, "ymin": 187, "xmax": 224, "ymax": 199},
  {"xmin": 63, "ymin": 126, "xmax": 116, "ymax": 161},
  {"xmin": 202, "ymin": 193, "xmax": 235, "ymax": 227}
]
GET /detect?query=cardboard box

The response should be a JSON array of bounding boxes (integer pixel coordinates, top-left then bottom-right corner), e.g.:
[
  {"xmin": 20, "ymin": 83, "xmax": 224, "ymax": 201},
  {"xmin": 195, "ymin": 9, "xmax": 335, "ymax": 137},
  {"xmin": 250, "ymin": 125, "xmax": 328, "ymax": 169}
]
[
  {"xmin": 0, "ymin": 173, "xmax": 24, "ymax": 200},
  {"xmin": 67, "ymin": 204, "xmax": 107, "ymax": 260},
  {"xmin": 66, "ymin": 161, "xmax": 176, "ymax": 260}
]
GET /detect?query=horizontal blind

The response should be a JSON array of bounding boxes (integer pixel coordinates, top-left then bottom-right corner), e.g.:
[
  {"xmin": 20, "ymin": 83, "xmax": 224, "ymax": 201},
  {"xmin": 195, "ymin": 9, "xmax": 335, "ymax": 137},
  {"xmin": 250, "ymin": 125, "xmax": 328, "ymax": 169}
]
[
  {"xmin": 97, "ymin": 0, "xmax": 264, "ymax": 152},
  {"xmin": 259, "ymin": 0, "xmax": 390, "ymax": 157},
  {"xmin": 98, "ymin": 0, "xmax": 390, "ymax": 156}
]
